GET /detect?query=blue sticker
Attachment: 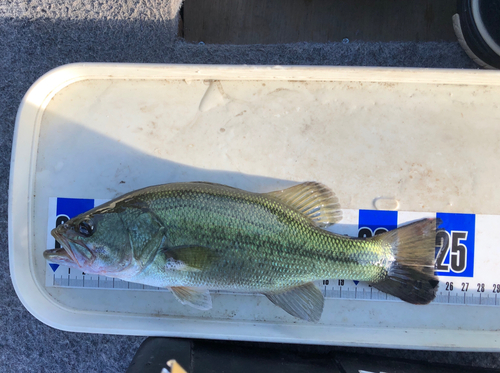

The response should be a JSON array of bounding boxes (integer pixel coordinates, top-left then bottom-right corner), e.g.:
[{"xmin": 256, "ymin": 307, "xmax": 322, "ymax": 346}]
[
  {"xmin": 435, "ymin": 213, "xmax": 475, "ymax": 278},
  {"xmin": 358, "ymin": 210, "xmax": 398, "ymax": 238},
  {"xmin": 56, "ymin": 198, "xmax": 94, "ymax": 219},
  {"xmin": 51, "ymin": 198, "xmax": 95, "ymax": 253}
]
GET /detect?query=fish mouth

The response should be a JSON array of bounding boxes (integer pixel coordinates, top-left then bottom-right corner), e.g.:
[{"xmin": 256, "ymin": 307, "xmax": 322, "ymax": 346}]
[
  {"xmin": 44, "ymin": 229, "xmax": 94, "ymax": 268},
  {"xmin": 43, "ymin": 247, "xmax": 76, "ymax": 266}
]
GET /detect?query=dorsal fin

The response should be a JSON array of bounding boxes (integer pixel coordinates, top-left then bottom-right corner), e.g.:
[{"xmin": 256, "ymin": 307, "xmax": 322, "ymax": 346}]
[{"xmin": 266, "ymin": 182, "xmax": 342, "ymax": 228}]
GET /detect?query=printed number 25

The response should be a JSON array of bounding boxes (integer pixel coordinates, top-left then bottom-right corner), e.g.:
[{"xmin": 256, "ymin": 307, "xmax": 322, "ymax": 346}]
[{"xmin": 435, "ymin": 230, "xmax": 467, "ymax": 273}]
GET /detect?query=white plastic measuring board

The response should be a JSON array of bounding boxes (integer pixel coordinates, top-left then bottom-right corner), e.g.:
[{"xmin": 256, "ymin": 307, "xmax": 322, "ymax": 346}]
[
  {"xmin": 45, "ymin": 198, "xmax": 497, "ymax": 306},
  {"xmin": 9, "ymin": 63, "xmax": 500, "ymax": 351}
]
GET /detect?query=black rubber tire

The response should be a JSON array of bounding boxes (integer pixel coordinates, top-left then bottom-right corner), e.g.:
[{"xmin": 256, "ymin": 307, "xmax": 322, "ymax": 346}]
[{"xmin": 456, "ymin": 0, "xmax": 500, "ymax": 69}]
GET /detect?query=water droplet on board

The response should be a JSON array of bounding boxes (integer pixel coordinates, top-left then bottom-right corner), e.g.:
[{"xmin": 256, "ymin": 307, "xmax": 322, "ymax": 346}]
[{"xmin": 373, "ymin": 197, "xmax": 399, "ymax": 211}]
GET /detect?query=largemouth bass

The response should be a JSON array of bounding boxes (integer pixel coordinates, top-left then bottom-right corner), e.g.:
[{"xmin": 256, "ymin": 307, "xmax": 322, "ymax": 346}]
[{"xmin": 44, "ymin": 182, "xmax": 439, "ymax": 322}]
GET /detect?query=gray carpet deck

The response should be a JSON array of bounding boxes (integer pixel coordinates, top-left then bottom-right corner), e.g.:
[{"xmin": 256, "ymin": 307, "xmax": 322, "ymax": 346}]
[{"xmin": 1, "ymin": 1, "xmax": 496, "ymax": 372}]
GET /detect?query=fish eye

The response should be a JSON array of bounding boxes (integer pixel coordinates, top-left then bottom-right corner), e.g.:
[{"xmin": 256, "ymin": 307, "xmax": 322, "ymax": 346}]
[{"xmin": 78, "ymin": 219, "xmax": 94, "ymax": 237}]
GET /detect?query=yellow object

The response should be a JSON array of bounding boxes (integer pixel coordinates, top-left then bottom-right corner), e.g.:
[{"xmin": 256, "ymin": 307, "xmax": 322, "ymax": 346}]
[{"xmin": 167, "ymin": 359, "xmax": 188, "ymax": 373}]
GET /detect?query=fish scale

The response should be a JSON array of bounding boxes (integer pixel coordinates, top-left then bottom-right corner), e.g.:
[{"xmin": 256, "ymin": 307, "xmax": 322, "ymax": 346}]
[{"xmin": 123, "ymin": 182, "xmax": 389, "ymax": 290}]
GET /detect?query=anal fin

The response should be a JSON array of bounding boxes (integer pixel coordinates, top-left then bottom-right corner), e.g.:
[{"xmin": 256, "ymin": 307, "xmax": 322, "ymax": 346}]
[
  {"xmin": 170, "ymin": 286, "xmax": 212, "ymax": 310},
  {"xmin": 265, "ymin": 282, "xmax": 324, "ymax": 322}
]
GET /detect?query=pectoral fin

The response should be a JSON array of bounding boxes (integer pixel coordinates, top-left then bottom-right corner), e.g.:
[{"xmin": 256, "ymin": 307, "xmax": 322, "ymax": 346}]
[
  {"xmin": 170, "ymin": 286, "xmax": 212, "ymax": 310},
  {"xmin": 266, "ymin": 182, "xmax": 342, "ymax": 228},
  {"xmin": 164, "ymin": 246, "xmax": 218, "ymax": 272},
  {"xmin": 265, "ymin": 282, "xmax": 324, "ymax": 322}
]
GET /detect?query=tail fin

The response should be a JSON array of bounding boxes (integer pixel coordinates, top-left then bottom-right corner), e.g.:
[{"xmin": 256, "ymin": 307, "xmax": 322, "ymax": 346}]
[{"xmin": 371, "ymin": 218, "xmax": 441, "ymax": 305}]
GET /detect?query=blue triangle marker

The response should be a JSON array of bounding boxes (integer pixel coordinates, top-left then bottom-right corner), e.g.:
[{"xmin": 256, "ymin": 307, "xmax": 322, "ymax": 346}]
[
  {"xmin": 49, "ymin": 263, "xmax": 60, "ymax": 272},
  {"xmin": 353, "ymin": 280, "xmax": 359, "ymax": 285}
]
